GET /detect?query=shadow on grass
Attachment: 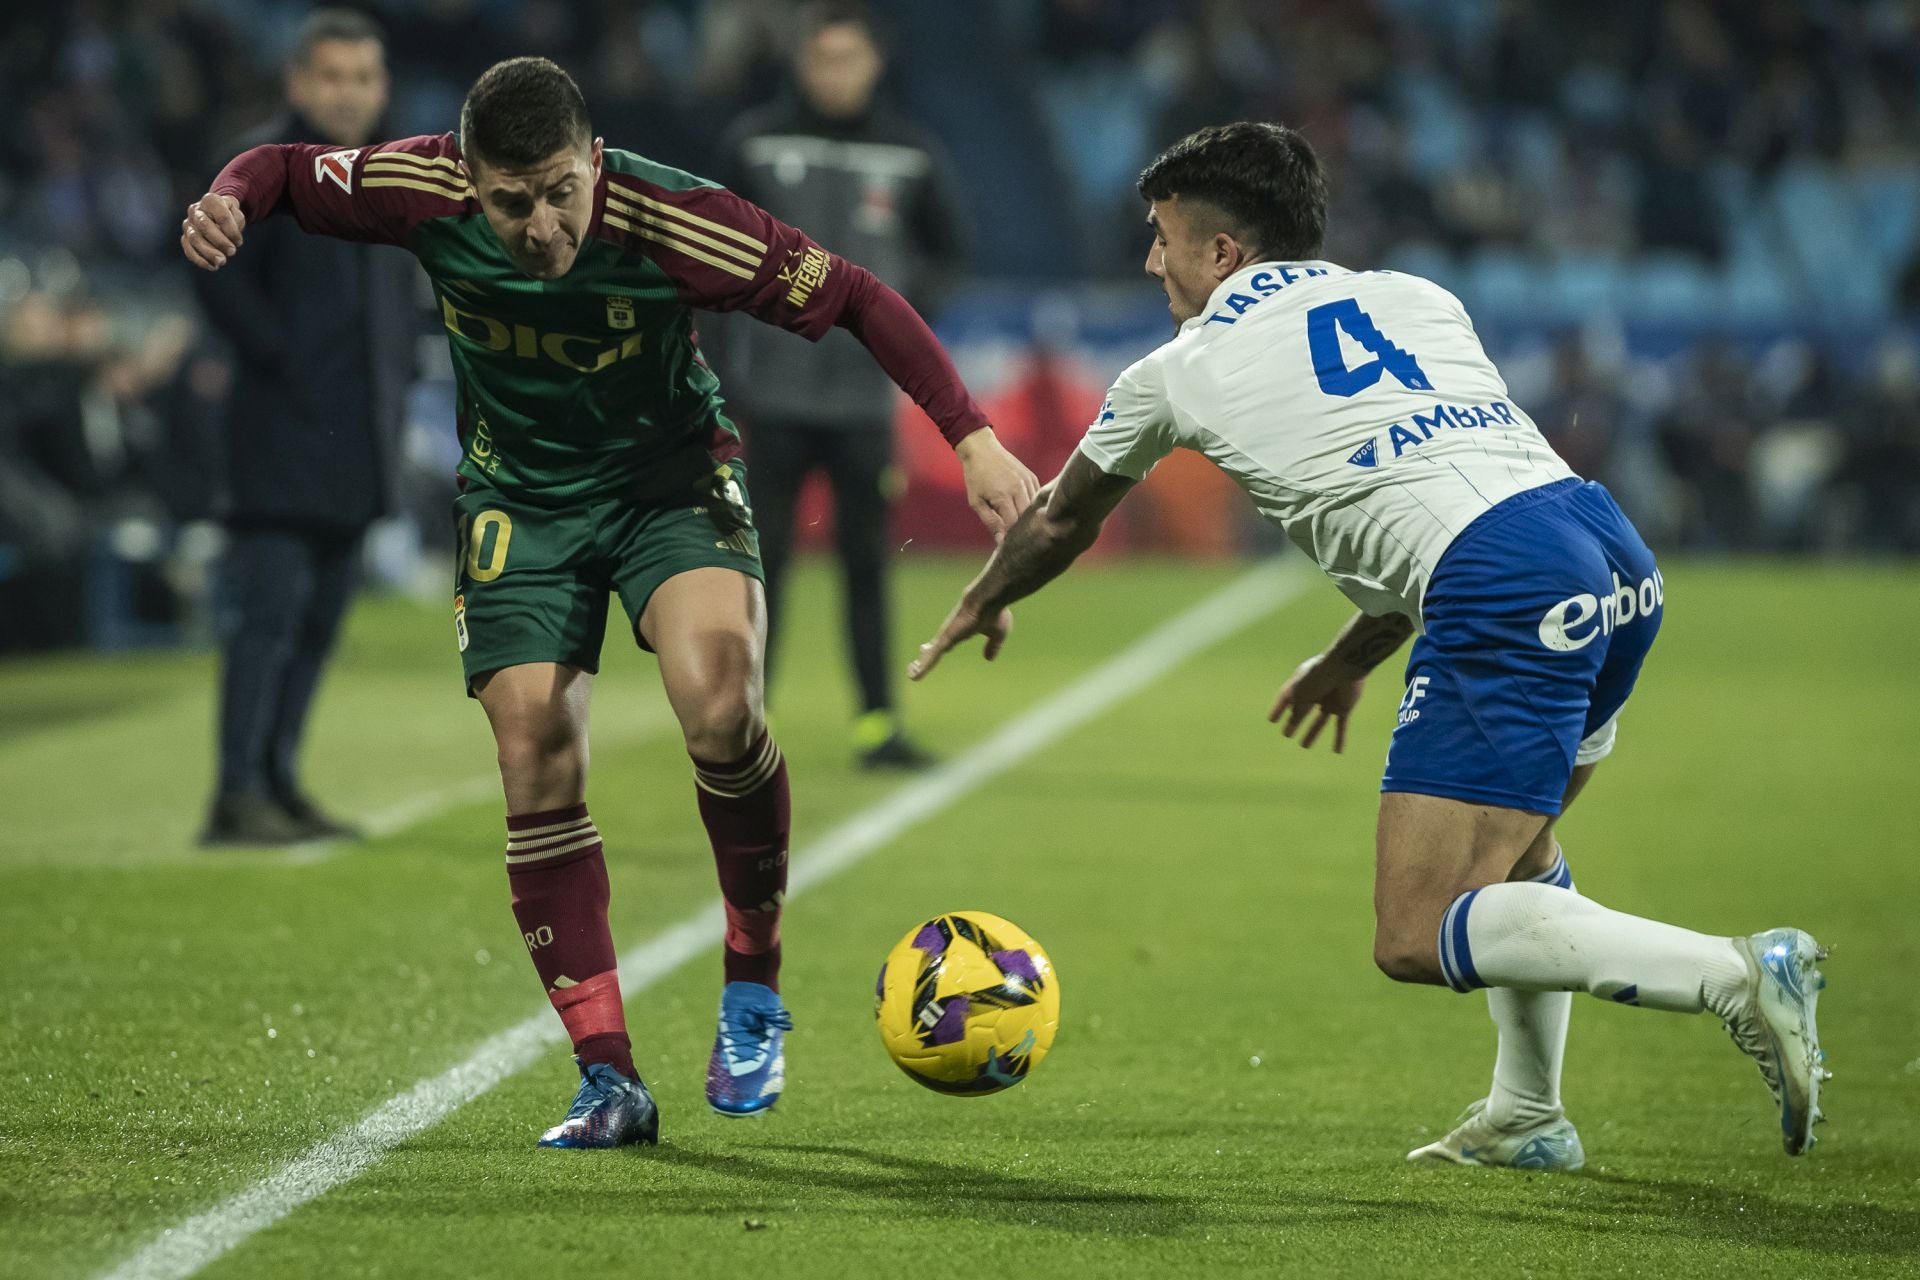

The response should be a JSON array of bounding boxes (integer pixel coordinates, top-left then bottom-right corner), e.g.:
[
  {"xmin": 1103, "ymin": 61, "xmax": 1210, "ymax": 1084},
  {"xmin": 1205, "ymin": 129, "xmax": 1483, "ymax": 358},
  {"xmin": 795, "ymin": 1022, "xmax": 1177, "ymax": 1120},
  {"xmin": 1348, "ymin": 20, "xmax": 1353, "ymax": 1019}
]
[
  {"xmin": 1560, "ymin": 1169, "xmax": 1920, "ymax": 1257},
  {"xmin": 642, "ymin": 1140, "xmax": 1202, "ymax": 1236},
  {"xmin": 644, "ymin": 1138, "xmax": 1920, "ymax": 1259},
  {"xmin": 376, "ymin": 1122, "xmax": 1920, "ymax": 1260},
  {"xmin": 0, "ymin": 682, "xmax": 176, "ymax": 744}
]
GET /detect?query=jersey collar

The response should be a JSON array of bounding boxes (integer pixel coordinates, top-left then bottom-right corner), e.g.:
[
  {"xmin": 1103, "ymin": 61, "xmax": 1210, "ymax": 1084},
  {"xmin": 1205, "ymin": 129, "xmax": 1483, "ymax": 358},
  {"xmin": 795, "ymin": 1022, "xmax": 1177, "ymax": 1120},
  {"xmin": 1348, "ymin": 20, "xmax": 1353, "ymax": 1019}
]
[
  {"xmin": 1184, "ymin": 259, "xmax": 1346, "ymax": 332},
  {"xmin": 587, "ymin": 161, "xmax": 609, "ymax": 241}
]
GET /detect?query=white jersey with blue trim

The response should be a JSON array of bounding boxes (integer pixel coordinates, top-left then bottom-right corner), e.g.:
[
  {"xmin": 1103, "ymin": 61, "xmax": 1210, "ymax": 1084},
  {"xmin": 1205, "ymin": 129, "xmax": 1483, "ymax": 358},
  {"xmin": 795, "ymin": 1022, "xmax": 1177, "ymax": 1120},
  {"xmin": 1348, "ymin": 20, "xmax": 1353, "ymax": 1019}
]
[{"xmin": 1076, "ymin": 260, "xmax": 1576, "ymax": 625}]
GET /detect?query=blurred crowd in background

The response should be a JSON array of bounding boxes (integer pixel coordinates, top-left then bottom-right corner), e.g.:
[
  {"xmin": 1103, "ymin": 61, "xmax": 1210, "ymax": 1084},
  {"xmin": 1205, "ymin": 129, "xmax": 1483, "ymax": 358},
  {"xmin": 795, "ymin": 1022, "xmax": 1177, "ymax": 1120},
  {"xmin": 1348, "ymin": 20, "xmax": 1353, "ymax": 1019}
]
[{"xmin": 3, "ymin": 0, "xmax": 1919, "ymax": 653}]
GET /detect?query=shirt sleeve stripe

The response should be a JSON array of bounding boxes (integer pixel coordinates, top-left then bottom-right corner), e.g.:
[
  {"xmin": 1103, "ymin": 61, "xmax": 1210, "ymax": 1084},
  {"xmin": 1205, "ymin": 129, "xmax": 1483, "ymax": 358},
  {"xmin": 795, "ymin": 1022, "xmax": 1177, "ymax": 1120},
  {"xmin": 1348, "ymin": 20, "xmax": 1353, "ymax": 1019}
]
[
  {"xmin": 604, "ymin": 211, "xmax": 757, "ymax": 280},
  {"xmin": 364, "ymin": 157, "xmax": 467, "ymax": 189},
  {"xmin": 605, "ymin": 180, "xmax": 768, "ymax": 254},
  {"xmin": 369, "ymin": 149, "xmax": 464, "ymax": 176},
  {"xmin": 605, "ymin": 192, "xmax": 762, "ymax": 269},
  {"xmin": 363, "ymin": 173, "xmax": 469, "ymax": 202}
]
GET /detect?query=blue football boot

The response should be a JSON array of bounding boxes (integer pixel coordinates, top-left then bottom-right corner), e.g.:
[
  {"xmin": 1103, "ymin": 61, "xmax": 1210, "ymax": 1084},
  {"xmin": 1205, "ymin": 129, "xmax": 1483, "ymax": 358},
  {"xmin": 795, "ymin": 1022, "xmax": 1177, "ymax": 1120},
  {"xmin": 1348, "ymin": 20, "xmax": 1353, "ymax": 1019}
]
[
  {"xmin": 707, "ymin": 981, "xmax": 792, "ymax": 1117},
  {"xmin": 538, "ymin": 1059, "xmax": 660, "ymax": 1149}
]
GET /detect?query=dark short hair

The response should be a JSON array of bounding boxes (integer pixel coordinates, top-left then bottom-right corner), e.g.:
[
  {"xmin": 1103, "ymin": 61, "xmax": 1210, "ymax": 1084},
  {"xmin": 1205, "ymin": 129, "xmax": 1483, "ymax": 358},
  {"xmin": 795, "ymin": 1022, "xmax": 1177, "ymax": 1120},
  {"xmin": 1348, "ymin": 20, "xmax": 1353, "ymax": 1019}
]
[
  {"xmin": 291, "ymin": 8, "xmax": 385, "ymax": 67},
  {"xmin": 799, "ymin": 1, "xmax": 887, "ymax": 55},
  {"xmin": 1138, "ymin": 122, "xmax": 1327, "ymax": 261},
  {"xmin": 460, "ymin": 57, "xmax": 592, "ymax": 173}
]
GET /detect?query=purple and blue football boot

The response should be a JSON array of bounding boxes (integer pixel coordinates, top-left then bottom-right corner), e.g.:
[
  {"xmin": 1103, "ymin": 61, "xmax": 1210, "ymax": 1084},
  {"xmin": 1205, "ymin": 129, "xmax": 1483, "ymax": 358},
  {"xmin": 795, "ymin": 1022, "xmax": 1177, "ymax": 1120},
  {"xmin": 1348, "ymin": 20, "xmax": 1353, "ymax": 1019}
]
[
  {"xmin": 707, "ymin": 981, "xmax": 792, "ymax": 1117},
  {"xmin": 538, "ymin": 1059, "xmax": 660, "ymax": 1148}
]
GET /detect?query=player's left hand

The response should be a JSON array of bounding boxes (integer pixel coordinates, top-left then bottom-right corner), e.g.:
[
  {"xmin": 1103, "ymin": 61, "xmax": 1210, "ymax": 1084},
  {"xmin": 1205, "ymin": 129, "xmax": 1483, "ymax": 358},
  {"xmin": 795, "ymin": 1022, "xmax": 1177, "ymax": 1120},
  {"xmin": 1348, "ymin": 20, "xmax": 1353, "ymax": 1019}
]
[
  {"xmin": 908, "ymin": 599, "xmax": 1013, "ymax": 681},
  {"xmin": 955, "ymin": 427, "xmax": 1039, "ymax": 538},
  {"xmin": 1268, "ymin": 654, "xmax": 1367, "ymax": 753}
]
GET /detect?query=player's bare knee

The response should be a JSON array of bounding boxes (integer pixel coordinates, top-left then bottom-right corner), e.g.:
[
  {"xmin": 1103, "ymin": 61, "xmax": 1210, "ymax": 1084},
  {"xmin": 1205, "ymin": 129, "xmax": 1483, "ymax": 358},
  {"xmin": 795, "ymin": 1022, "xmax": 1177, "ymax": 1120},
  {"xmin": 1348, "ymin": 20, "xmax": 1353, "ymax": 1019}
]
[
  {"xmin": 496, "ymin": 735, "xmax": 579, "ymax": 780},
  {"xmin": 1372, "ymin": 924, "xmax": 1444, "ymax": 985},
  {"xmin": 679, "ymin": 702, "xmax": 760, "ymax": 759},
  {"xmin": 679, "ymin": 692, "xmax": 759, "ymax": 761},
  {"xmin": 492, "ymin": 713, "xmax": 584, "ymax": 795}
]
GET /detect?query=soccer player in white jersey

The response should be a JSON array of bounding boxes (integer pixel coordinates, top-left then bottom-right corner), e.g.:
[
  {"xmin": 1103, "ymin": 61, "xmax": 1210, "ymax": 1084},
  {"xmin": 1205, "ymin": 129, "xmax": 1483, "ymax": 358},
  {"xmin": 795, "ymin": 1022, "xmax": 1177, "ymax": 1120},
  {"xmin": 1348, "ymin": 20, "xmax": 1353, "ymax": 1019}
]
[{"xmin": 910, "ymin": 122, "xmax": 1830, "ymax": 1164}]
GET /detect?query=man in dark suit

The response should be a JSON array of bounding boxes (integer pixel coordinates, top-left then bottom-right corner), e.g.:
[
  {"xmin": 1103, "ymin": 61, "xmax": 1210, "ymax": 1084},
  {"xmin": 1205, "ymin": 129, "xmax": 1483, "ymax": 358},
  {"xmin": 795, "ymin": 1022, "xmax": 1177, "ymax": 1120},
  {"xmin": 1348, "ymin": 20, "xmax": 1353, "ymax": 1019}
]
[
  {"xmin": 195, "ymin": 9, "xmax": 418, "ymax": 844},
  {"xmin": 718, "ymin": 2, "xmax": 969, "ymax": 768}
]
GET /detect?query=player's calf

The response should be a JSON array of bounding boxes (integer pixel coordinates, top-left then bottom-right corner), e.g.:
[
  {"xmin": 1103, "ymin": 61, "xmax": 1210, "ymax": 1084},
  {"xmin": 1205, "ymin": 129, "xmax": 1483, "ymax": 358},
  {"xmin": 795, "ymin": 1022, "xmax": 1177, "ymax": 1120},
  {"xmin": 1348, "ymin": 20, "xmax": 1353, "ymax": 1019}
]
[
  {"xmin": 505, "ymin": 805, "xmax": 637, "ymax": 1080},
  {"xmin": 687, "ymin": 727, "xmax": 793, "ymax": 1115},
  {"xmin": 692, "ymin": 727, "xmax": 790, "ymax": 989}
]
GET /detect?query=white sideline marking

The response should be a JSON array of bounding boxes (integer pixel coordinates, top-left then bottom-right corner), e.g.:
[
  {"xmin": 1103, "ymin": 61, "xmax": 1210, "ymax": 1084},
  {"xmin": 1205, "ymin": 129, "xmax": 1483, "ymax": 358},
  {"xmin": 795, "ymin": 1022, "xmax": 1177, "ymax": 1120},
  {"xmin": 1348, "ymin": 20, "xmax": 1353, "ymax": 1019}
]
[
  {"xmin": 277, "ymin": 776, "xmax": 499, "ymax": 866},
  {"xmin": 98, "ymin": 560, "xmax": 1312, "ymax": 1280},
  {"xmin": 279, "ymin": 711, "xmax": 673, "ymax": 865}
]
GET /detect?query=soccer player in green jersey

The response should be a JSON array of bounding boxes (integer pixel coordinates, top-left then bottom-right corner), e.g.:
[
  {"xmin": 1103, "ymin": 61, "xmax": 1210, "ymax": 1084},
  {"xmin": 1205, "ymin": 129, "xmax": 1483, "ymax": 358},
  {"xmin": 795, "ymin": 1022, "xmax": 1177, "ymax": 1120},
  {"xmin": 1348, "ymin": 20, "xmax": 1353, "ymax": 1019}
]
[{"xmin": 179, "ymin": 56, "xmax": 1037, "ymax": 1148}]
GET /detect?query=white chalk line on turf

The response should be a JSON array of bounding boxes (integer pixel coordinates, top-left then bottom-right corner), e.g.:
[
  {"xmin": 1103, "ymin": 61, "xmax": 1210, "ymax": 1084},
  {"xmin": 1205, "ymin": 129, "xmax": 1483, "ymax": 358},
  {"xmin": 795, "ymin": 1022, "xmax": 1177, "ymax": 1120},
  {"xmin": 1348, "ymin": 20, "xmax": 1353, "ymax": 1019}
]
[
  {"xmin": 98, "ymin": 559, "xmax": 1313, "ymax": 1280},
  {"xmin": 278, "ymin": 708, "xmax": 674, "ymax": 865}
]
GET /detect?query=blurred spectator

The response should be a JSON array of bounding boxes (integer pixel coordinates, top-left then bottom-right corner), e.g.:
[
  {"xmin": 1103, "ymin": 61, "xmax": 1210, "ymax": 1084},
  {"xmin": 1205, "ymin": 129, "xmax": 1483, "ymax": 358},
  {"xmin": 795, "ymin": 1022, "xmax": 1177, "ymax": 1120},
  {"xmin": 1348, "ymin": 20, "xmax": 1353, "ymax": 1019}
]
[
  {"xmin": 1533, "ymin": 339, "xmax": 1625, "ymax": 484},
  {"xmin": 695, "ymin": 0, "xmax": 796, "ymax": 114},
  {"xmin": 1659, "ymin": 342, "xmax": 1761, "ymax": 550},
  {"xmin": 1833, "ymin": 341, "xmax": 1920, "ymax": 552},
  {"xmin": 585, "ymin": 2, "xmax": 704, "ymax": 172},
  {"xmin": 190, "ymin": 9, "xmax": 419, "ymax": 845},
  {"xmin": 387, "ymin": 0, "xmax": 497, "ymax": 85},
  {"xmin": 1636, "ymin": 117, "xmax": 1724, "ymax": 261},
  {"xmin": 0, "ymin": 279, "xmax": 212, "ymax": 651},
  {"xmin": 716, "ymin": 1, "xmax": 968, "ymax": 769}
]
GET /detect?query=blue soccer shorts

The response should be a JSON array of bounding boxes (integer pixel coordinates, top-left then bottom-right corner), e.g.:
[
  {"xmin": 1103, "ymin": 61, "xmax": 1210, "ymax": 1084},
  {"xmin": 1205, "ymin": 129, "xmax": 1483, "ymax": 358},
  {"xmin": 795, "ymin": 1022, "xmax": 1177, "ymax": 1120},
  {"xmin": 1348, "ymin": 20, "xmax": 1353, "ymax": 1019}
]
[{"xmin": 1380, "ymin": 478, "xmax": 1662, "ymax": 816}]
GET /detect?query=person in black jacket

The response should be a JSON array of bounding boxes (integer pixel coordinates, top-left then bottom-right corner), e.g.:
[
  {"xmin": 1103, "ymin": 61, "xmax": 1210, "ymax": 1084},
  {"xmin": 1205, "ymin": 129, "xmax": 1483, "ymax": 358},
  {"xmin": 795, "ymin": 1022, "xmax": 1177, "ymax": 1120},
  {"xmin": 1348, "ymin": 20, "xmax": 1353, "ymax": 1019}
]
[
  {"xmin": 194, "ymin": 9, "xmax": 418, "ymax": 845},
  {"xmin": 717, "ymin": 2, "xmax": 969, "ymax": 769}
]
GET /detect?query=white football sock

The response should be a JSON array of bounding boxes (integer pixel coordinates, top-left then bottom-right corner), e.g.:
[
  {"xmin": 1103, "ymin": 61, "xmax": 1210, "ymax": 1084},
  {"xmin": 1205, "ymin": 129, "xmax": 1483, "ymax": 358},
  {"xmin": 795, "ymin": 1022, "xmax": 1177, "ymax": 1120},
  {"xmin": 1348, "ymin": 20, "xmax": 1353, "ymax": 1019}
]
[
  {"xmin": 1444, "ymin": 881, "xmax": 1750, "ymax": 1018},
  {"xmin": 1482, "ymin": 848, "xmax": 1574, "ymax": 1130},
  {"xmin": 1484, "ymin": 987, "xmax": 1571, "ymax": 1129}
]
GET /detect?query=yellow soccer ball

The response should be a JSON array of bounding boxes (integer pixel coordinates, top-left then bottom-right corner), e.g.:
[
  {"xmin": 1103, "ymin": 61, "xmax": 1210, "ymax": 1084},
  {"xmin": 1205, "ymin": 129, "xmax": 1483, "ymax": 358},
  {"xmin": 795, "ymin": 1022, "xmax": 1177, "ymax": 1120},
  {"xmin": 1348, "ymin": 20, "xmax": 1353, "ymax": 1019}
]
[{"xmin": 874, "ymin": 911, "xmax": 1060, "ymax": 1095}]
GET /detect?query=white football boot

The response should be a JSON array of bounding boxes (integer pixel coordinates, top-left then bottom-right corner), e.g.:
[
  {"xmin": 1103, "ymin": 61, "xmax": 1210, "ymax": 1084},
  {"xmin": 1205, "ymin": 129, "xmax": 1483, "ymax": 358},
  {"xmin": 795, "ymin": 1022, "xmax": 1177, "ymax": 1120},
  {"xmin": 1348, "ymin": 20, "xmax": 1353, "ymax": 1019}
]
[
  {"xmin": 1407, "ymin": 1098, "xmax": 1586, "ymax": 1171},
  {"xmin": 1723, "ymin": 927, "xmax": 1830, "ymax": 1155}
]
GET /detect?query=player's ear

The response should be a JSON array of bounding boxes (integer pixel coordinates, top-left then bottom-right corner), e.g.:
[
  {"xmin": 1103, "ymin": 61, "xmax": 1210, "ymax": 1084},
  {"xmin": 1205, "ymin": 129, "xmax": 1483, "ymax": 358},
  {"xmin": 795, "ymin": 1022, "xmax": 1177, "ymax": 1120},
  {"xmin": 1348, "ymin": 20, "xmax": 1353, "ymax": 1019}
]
[
  {"xmin": 590, "ymin": 137, "xmax": 604, "ymax": 180},
  {"xmin": 1212, "ymin": 232, "xmax": 1244, "ymax": 281}
]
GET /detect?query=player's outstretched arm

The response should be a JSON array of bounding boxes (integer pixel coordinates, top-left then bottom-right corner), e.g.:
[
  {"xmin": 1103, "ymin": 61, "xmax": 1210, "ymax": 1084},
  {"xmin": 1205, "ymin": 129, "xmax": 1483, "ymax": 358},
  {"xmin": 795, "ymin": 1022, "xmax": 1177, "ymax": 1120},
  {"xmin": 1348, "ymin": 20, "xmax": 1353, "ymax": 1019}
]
[
  {"xmin": 827, "ymin": 268, "xmax": 1037, "ymax": 534},
  {"xmin": 614, "ymin": 179, "xmax": 1038, "ymax": 532},
  {"xmin": 909, "ymin": 451, "xmax": 1134, "ymax": 680},
  {"xmin": 182, "ymin": 138, "xmax": 444, "ymax": 272},
  {"xmin": 1268, "ymin": 611, "xmax": 1415, "ymax": 752}
]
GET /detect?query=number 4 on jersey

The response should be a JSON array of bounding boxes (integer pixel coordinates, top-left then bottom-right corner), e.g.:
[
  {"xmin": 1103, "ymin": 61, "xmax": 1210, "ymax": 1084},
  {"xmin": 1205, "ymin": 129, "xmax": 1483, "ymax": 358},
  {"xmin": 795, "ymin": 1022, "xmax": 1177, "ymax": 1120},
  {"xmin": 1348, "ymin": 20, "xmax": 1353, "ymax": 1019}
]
[{"xmin": 1307, "ymin": 298, "xmax": 1433, "ymax": 397}]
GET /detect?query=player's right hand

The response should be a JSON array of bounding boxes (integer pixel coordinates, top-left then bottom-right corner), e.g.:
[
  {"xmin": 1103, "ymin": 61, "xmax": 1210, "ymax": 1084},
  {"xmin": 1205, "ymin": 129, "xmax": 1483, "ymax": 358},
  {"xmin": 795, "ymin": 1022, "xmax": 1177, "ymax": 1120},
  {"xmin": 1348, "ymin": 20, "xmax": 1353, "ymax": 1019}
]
[
  {"xmin": 907, "ymin": 598, "xmax": 1013, "ymax": 682},
  {"xmin": 180, "ymin": 194, "xmax": 246, "ymax": 271},
  {"xmin": 1268, "ymin": 654, "xmax": 1366, "ymax": 754}
]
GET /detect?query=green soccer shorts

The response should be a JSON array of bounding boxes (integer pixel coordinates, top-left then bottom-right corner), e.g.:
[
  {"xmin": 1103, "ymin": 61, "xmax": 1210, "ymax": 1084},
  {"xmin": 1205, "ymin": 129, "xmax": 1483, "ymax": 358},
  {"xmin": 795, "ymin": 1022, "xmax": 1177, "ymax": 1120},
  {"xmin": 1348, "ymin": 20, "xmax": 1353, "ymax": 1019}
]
[{"xmin": 450, "ymin": 460, "xmax": 763, "ymax": 692}]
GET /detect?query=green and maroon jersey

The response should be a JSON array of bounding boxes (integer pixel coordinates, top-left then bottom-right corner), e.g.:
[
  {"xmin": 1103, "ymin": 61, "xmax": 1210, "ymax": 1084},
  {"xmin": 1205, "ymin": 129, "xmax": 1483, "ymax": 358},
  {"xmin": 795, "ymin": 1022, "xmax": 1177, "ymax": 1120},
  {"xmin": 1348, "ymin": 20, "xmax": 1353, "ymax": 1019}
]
[{"xmin": 211, "ymin": 134, "xmax": 989, "ymax": 504}]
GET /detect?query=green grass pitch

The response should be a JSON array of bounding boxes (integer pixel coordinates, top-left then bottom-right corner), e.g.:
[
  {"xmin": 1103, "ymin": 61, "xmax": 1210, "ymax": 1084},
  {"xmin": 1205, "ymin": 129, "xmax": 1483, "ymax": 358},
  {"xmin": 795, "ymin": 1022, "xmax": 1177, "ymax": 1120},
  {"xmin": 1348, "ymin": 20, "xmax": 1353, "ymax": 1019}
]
[{"xmin": 1, "ymin": 558, "xmax": 1916, "ymax": 1278}]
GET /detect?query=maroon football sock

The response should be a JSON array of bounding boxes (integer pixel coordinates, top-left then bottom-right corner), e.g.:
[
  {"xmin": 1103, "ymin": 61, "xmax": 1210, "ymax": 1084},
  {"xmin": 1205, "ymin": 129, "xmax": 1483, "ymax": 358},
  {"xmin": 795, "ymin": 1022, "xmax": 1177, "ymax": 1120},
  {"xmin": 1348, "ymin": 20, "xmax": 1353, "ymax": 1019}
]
[
  {"xmin": 505, "ymin": 804, "xmax": 635, "ymax": 1078},
  {"xmin": 690, "ymin": 730, "xmax": 790, "ymax": 991}
]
